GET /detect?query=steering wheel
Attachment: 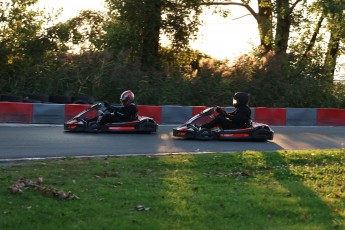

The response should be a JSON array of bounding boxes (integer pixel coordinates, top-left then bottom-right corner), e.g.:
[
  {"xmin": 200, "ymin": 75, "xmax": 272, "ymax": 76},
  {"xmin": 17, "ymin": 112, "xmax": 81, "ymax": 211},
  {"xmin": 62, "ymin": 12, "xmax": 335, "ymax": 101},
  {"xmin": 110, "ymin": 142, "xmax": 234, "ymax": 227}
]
[{"xmin": 216, "ymin": 106, "xmax": 226, "ymax": 116}]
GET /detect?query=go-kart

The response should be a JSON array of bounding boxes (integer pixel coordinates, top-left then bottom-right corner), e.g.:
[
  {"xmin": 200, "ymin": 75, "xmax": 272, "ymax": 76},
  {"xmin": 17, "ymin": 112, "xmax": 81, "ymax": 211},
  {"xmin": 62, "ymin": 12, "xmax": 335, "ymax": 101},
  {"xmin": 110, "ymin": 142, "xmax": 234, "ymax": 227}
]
[
  {"xmin": 64, "ymin": 102, "xmax": 158, "ymax": 133},
  {"xmin": 173, "ymin": 107, "xmax": 274, "ymax": 141}
]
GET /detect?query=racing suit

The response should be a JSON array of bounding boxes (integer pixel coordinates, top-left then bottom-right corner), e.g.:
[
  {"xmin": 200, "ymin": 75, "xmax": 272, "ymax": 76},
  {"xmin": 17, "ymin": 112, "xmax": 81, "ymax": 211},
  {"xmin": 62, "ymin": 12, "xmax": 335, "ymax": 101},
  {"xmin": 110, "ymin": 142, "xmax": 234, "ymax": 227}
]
[
  {"xmin": 99, "ymin": 102, "xmax": 138, "ymax": 125},
  {"xmin": 201, "ymin": 105, "xmax": 252, "ymax": 130}
]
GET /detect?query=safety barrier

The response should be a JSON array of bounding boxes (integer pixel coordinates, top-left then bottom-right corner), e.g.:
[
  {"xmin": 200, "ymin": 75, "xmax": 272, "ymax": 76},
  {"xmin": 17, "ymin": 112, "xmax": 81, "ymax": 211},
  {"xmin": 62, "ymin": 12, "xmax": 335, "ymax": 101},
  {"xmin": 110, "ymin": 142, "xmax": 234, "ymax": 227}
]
[
  {"xmin": 0, "ymin": 102, "xmax": 344, "ymax": 126},
  {"xmin": 0, "ymin": 102, "xmax": 33, "ymax": 123}
]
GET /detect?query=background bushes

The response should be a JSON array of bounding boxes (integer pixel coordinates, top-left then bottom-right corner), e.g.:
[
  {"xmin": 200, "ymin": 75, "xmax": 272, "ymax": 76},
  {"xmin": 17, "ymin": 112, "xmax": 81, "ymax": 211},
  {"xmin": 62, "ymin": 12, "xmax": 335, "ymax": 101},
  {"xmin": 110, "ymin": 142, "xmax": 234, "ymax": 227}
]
[{"xmin": 1, "ymin": 49, "xmax": 344, "ymax": 107}]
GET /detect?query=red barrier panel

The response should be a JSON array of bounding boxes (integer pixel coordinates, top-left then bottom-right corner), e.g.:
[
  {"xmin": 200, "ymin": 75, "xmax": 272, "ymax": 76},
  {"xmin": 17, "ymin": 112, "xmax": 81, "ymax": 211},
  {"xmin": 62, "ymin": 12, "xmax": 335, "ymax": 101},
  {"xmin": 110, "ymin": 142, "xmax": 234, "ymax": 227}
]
[
  {"xmin": 0, "ymin": 102, "xmax": 33, "ymax": 123},
  {"xmin": 192, "ymin": 106, "xmax": 208, "ymax": 116},
  {"xmin": 317, "ymin": 108, "xmax": 345, "ymax": 126},
  {"xmin": 138, "ymin": 105, "xmax": 162, "ymax": 124},
  {"xmin": 255, "ymin": 107, "xmax": 286, "ymax": 126},
  {"xmin": 65, "ymin": 104, "xmax": 91, "ymax": 121}
]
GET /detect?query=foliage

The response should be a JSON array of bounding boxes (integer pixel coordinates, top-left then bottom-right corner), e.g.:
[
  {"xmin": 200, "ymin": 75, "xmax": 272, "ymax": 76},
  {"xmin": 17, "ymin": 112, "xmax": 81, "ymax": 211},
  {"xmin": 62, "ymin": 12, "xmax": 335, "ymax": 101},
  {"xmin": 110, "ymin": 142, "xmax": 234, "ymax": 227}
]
[
  {"xmin": 46, "ymin": 10, "xmax": 106, "ymax": 52},
  {"xmin": 104, "ymin": 0, "xmax": 202, "ymax": 70},
  {"xmin": 0, "ymin": 0, "xmax": 57, "ymax": 93},
  {"xmin": 0, "ymin": 0, "xmax": 344, "ymax": 108},
  {"xmin": 1, "ymin": 149, "xmax": 345, "ymax": 229},
  {"xmin": 0, "ymin": 1, "xmax": 106, "ymax": 95}
]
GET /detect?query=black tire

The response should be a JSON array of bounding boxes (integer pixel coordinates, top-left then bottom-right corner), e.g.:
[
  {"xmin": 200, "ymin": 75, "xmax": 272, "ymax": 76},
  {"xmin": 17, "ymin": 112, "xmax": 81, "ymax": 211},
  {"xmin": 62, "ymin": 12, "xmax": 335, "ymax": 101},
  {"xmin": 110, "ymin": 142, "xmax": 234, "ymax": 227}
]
[
  {"xmin": 23, "ymin": 93, "xmax": 49, "ymax": 103},
  {"xmin": 49, "ymin": 95, "xmax": 72, "ymax": 104},
  {"xmin": 22, "ymin": 98, "xmax": 41, "ymax": 103},
  {"xmin": 86, "ymin": 121, "xmax": 101, "ymax": 132},
  {"xmin": 196, "ymin": 128, "xmax": 213, "ymax": 140},
  {"xmin": 72, "ymin": 95, "xmax": 95, "ymax": 104},
  {"xmin": 1, "ymin": 95, "xmax": 23, "ymax": 102}
]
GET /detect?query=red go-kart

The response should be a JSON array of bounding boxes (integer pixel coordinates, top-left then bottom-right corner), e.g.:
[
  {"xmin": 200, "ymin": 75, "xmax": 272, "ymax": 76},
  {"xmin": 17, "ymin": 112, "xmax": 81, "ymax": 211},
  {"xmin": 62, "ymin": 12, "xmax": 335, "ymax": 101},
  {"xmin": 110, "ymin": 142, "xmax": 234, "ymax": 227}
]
[
  {"xmin": 64, "ymin": 103, "xmax": 158, "ymax": 133},
  {"xmin": 173, "ymin": 107, "xmax": 274, "ymax": 141}
]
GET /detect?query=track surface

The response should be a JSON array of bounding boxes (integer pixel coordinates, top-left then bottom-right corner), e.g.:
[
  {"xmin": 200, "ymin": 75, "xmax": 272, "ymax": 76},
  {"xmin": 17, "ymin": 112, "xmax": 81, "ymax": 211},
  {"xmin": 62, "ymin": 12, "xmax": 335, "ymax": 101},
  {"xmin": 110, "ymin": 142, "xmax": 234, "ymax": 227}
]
[{"xmin": 0, "ymin": 125, "xmax": 344, "ymax": 160}]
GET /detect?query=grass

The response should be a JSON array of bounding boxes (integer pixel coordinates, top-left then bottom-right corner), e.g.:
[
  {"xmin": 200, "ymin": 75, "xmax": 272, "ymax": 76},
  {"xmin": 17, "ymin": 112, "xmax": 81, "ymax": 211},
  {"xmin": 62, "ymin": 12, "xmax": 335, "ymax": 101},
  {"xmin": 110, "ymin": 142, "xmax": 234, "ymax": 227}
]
[{"xmin": 0, "ymin": 149, "xmax": 345, "ymax": 230}]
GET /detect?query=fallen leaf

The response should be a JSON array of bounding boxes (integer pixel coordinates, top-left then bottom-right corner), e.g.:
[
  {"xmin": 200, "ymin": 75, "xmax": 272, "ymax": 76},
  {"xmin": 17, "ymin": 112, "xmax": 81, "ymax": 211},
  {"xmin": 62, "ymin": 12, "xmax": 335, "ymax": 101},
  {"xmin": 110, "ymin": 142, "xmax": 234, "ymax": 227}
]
[
  {"xmin": 327, "ymin": 193, "xmax": 341, "ymax": 199},
  {"xmin": 135, "ymin": 205, "xmax": 150, "ymax": 211},
  {"xmin": 333, "ymin": 208, "xmax": 339, "ymax": 214},
  {"xmin": 36, "ymin": 177, "xmax": 44, "ymax": 185}
]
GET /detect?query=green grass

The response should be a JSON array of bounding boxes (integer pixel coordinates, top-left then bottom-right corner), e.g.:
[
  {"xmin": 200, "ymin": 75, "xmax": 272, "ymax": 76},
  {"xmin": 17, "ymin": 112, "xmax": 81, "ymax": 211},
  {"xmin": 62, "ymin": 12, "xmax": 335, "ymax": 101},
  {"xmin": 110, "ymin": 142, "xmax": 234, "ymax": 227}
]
[{"xmin": 1, "ymin": 149, "xmax": 345, "ymax": 230}]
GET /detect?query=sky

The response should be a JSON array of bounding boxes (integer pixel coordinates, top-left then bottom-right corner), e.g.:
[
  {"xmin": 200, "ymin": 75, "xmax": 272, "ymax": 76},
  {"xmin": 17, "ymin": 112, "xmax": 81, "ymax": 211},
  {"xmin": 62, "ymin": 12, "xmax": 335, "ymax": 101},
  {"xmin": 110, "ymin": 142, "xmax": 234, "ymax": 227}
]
[
  {"xmin": 35, "ymin": 0, "xmax": 259, "ymax": 61},
  {"xmin": 35, "ymin": 0, "xmax": 343, "ymax": 74}
]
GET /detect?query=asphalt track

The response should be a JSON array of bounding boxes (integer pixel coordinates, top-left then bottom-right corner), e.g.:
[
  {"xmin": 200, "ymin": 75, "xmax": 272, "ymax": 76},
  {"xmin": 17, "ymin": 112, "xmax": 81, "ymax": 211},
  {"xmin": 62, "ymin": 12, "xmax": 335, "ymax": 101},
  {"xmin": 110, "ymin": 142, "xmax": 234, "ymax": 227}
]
[{"xmin": 0, "ymin": 125, "xmax": 344, "ymax": 160}]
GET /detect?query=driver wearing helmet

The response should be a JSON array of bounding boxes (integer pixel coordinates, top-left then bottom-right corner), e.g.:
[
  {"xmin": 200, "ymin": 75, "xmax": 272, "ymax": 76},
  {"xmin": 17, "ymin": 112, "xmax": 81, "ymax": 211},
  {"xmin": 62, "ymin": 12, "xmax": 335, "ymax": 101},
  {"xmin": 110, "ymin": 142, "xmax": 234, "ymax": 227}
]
[
  {"xmin": 98, "ymin": 90, "xmax": 138, "ymax": 125},
  {"xmin": 198, "ymin": 92, "xmax": 252, "ymax": 130}
]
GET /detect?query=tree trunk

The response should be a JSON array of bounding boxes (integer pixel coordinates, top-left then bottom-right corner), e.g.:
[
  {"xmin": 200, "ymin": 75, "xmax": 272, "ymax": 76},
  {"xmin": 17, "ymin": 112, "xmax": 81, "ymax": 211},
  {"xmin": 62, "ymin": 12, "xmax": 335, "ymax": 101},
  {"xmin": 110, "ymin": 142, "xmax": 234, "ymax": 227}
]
[
  {"xmin": 303, "ymin": 14, "xmax": 324, "ymax": 58},
  {"xmin": 141, "ymin": 0, "xmax": 162, "ymax": 71},
  {"xmin": 274, "ymin": 0, "xmax": 290, "ymax": 55},
  {"xmin": 202, "ymin": 1, "xmax": 274, "ymax": 56},
  {"xmin": 257, "ymin": 0, "xmax": 273, "ymax": 55},
  {"xmin": 324, "ymin": 8, "xmax": 343, "ymax": 79},
  {"xmin": 324, "ymin": 31, "xmax": 340, "ymax": 79}
]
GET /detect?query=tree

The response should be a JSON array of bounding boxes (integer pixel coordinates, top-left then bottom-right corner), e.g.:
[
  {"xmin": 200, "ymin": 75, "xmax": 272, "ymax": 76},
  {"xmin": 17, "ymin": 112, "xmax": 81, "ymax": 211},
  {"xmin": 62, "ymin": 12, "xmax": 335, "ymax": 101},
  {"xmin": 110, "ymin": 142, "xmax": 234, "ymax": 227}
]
[
  {"xmin": 0, "ymin": 0, "xmax": 54, "ymax": 63},
  {"xmin": 291, "ymin": 0, "xmax": 345, "ymax": 80},
  {"xmin": 46, "ymin": 10, "xmax": 106, "ymax": 52},
  {"xmin": 0, "ymin": 0, "xmax": 57, "ymax": 93},
  {"xmin": 104, "ymin": 0, "xmax": 202, "ymax": 71},
  {"xmin": 201, "ymin": 0, "xmax": 274, "ymax": 55},
  {"xmin": 323, "ymin": 0, "xmax": 344, "ymax": 78},
  {"xmin": 202, "ymin": 0, "xmax": 344, "ymax": 78}
]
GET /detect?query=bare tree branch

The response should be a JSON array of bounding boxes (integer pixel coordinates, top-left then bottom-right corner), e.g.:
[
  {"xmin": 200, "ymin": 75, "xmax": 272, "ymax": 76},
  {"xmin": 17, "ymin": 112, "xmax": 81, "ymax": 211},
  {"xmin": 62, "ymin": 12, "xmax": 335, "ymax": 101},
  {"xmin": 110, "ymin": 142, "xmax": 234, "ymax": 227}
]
[
  {"xmin": 290, "ymin": 0, "xmax": 303, "ymax": 13},
  {"xmin": 200, "ymin": 1, "xmax": 258, "ymax": 22}
]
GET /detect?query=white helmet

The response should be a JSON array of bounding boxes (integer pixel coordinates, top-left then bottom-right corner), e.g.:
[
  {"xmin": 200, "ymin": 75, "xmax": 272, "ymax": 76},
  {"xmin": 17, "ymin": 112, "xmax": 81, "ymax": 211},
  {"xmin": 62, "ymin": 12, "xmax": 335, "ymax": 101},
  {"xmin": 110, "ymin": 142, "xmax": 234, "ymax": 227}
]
[{"xmin": 120, "ymin": 90, "xmax": 135, "ymax": 106}]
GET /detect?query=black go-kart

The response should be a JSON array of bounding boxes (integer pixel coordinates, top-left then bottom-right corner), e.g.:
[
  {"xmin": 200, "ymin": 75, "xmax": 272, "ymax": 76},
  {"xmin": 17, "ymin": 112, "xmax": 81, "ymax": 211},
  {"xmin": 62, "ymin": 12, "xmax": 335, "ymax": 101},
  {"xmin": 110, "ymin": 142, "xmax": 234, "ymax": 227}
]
[
  {"xmin": 173, "ymin": 107, "xmax": 274, "ymax": 141},
  {"xmin": 64, "ymin": 102, "xmax": 158, "ymax": 133}
]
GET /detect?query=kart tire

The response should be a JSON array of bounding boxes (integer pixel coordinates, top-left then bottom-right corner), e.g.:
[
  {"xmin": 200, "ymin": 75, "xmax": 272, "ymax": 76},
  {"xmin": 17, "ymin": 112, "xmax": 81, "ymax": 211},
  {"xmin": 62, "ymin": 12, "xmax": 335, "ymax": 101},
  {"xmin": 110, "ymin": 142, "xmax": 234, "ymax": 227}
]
[
  {"xmin": 1, "ymin": 94, "xmax": 23, "ymax": 102},
  {"xmin": 72, "ymin": 96, "xmax": 94, "ymax": 104},
  {"xmin": 23, "ymin": 93, "xmax": 49, "ymax": 103},
  {"xmin": 49, "ymin": 95, "xmax": 72, "ymax": 104},
  {"xmin": 87, "ymin": 121, "xmax": 101, "ymax": 132},
  {"xmin": 196, "ymin": 128, "xmax": 213, "ymax": 140}
]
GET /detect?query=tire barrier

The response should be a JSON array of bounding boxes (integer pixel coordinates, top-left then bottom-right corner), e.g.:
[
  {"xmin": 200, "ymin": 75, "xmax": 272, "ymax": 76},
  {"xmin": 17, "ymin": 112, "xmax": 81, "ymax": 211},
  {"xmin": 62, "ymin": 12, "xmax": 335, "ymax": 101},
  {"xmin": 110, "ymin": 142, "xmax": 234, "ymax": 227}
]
[
  {"xmin": 137, "ymin": 105, "xmax": 162, "ymax": 124},
  {"xmin": 254, "ymin": 107, "xmax": 287, "ymax": 126},
  {"xmin": 32, "ymin": 104, "xmax": 65, "ymax": 124},
  {"xmin": 49, "ymin": 95, "xmax": 72, "ymax": 104},
  {"xmin": 286, "ymin": 108, "xmax": 317, "ymax": 126},
  {"xmin": 0, "ymin": 94, "xmax": 94, "ymax": 104},
  {"xmin": 65, "ymin": 104, "xmax": 91, "ymax": 121},
  {"xmin": 0, "ymin": 102, "xmax": 33, "ymax": 123},
  {"xmin": 23, "ymin": 93, "xmax": 50, "ymax": 103},
  {"xmin": 317, "ymin": 108, "xmax": 345, "ymax": 126},
  {"xmin": 0, "ymin": 95, "xmax": 23, "ymax": 102},
  {"xmin": 0, "ymin": 102, "xmax": 344, "ymax": 126},
  {"xmin": 71, "ymin": 95, "xmax": 95, "ymax": 105},
  {"xmin": 161, "ymin": 106, "xmax": 192, "ymax": 124}
]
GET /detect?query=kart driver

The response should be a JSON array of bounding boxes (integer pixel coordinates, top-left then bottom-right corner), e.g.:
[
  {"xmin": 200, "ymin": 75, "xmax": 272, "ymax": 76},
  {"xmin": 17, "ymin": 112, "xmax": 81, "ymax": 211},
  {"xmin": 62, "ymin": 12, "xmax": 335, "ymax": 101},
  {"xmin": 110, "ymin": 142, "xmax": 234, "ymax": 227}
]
[
  {"xmin": 91, "ymin": 90, "xmax": 138, "ymax": 126},
  {"xmin": 193, "ymin": 92, "xmax": 252, "ymax": 130}
]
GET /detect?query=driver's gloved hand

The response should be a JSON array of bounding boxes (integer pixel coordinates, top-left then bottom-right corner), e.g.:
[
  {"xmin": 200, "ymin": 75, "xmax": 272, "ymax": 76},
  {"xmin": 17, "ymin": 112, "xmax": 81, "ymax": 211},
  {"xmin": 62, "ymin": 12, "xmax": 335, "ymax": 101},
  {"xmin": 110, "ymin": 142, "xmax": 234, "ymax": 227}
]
[
  {"xmin": 216, "ymin": 106, "xmax": 223, "ymax": 114},
  {"xmin": 104, "ymin": 102, "xmax": 115, "ymax": 112},
  {"xmin": 104, "ymin": 101, "xmax": 111, "ymax": 109}
]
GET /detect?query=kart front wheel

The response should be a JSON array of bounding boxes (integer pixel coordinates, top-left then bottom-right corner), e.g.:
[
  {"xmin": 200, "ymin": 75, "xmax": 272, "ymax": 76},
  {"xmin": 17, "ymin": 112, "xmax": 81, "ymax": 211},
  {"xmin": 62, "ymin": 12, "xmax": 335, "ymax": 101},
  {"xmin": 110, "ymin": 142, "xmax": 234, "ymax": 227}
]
[{"xmin": 196, "ymin": 128, "xmax": 213, "ymax": 140}]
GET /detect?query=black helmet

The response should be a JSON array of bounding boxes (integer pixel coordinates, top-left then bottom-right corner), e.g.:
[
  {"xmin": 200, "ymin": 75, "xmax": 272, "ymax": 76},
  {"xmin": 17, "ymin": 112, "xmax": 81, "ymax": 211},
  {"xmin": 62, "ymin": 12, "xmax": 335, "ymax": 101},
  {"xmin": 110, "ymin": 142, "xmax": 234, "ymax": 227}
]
[{"xmin": 233, "ymin": 92, "xmax": 250, "ymax": 107}]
